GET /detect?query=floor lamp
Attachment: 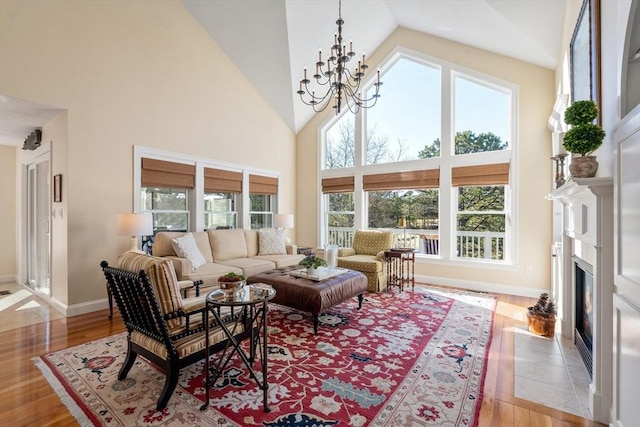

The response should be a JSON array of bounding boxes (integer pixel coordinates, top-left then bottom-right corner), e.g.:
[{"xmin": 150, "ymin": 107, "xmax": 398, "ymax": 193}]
[{"xmin": 117, "ymin": 213, "xmax": 153, "ymax": 254}]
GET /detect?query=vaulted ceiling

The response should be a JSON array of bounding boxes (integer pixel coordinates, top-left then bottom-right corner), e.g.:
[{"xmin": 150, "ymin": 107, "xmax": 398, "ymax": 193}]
[
  {"xmin": 0, "ymin": 0, "xmax": 566, "ymax": 146},
  {"xmin": 182, "ymin": 0, "xmax": 566, "ymax": 133}
]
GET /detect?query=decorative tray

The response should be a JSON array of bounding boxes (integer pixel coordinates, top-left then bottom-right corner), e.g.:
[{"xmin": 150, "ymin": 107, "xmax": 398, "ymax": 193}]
[{"xmin": 289, "ymin": 267, "xmax": 348, "ymax": 281}]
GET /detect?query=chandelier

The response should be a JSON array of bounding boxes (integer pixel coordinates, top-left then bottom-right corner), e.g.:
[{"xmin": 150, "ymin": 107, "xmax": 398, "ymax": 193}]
[{"xmin": 296, "ymin": 0, "xmax": 382, "ymax": 114}]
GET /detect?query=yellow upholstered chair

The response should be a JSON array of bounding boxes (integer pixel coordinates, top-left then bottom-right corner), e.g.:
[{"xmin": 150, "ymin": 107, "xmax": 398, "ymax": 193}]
[
  {"xmin": 337, "ymin": 230, "xmax": 395, "ymax": 292},
  {"xmin": 101, "ymin": 252, "xmax": 251, "ymax": 410}
]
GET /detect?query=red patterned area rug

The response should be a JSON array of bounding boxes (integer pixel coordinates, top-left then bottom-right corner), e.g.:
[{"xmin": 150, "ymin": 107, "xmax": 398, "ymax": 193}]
[{"xmin": 34, "ymin": 287, "xmax": 495, "ymax": 426}]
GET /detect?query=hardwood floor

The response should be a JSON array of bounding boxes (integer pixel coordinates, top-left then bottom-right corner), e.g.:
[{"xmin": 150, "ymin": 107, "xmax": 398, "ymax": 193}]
[{"xmin": 0, "ymin": 287, "xmax": 605, "ymax": 426}]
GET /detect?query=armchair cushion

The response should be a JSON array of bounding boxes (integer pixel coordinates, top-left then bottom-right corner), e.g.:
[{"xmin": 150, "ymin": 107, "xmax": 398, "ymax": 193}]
[
  {"xmin": 337, "ymin": 255, "xmax": 383, "ymax": 273},
  {"xmin": 352, "ymin": 230, "xmax": 395, "ymax": 255}
]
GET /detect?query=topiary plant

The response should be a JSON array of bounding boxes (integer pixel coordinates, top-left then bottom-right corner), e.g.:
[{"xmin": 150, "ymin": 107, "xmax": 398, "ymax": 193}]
[{"xmin": 563, "ymin": 100, "xmax": 606, "ymax": 156}]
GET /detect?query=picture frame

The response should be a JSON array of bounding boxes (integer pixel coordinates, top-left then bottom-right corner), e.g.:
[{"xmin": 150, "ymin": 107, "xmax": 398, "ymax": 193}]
[
  {"xmin": 53, "ymin": 174, "xmax": 62, "ymax": 202},
  {"xmin": 570, "ymin": 0, "xmax": 601, "ymax": 117}
]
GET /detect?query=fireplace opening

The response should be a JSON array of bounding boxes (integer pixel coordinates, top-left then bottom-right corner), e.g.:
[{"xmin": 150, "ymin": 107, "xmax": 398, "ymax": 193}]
[{"xmin": 573, "ymin": 257, "xmax": 593, "ymax": 378}]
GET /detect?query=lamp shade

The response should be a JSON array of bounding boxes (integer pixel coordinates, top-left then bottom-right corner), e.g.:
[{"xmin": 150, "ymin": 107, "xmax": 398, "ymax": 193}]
[
  {"xmin": 117, "ymin": 213, "xmax": 153, "ymax": 236},
  {"xmin": 274, "ymin": 214, "xmax": 294, "ymax": 229}
]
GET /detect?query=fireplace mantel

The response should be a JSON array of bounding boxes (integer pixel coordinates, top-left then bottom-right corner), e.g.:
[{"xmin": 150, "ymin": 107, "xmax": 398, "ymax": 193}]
[{"xmin": 547, "ymin": 177, "xmax": 613, "ymax": 423}]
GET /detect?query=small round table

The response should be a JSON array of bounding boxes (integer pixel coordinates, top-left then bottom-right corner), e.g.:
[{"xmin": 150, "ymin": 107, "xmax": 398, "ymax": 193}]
[
  {"xmin": 200, "ymin": 283, "xmax": 275, "ymax": 412},
  {"xmin": 384, "ymin": 248, "xmax": 416, "ymax": 292}
]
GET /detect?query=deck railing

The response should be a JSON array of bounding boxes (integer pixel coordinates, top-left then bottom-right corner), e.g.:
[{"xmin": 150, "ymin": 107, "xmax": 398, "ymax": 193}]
[{"xmin": 327, "ymin": 227, "xmax": 505, "ymax": 261}]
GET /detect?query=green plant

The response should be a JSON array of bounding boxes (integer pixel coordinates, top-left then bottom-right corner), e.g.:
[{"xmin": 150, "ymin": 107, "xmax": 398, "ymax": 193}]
[
  {"xmin": 563, "ymin": 100, "xmax": 606, "ymax": 156},
  {"xmin": 218, "ymin": 272, "xmax": 246, "ymax": 282},
  {"xmin": 299, "ymin": 253, "xmax": 327, "ymax": 269}
]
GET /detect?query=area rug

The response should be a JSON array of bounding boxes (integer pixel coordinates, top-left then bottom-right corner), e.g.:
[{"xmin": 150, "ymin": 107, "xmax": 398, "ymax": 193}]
[{"xmin": 34, "ymin": 287, "xmax": 495, "ymax": 426}]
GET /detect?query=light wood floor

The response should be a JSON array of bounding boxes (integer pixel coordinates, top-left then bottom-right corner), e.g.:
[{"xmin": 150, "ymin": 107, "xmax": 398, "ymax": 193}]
[{"xmin": 0, "ymin": 287, "xmax": 605, "ymax": 427}]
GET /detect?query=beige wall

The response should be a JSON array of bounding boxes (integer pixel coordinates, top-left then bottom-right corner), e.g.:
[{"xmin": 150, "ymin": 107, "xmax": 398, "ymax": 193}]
[
  {"xmin": 297, "ymin": 27, "xmax": 555, "ymax": 295},
  {"xmin": 0, "ymin": 145, "xmax": 17, "ymax": 281},
  {"xmin": 0, "ymin": 0, "xmax": 295, "ymax": 310}
]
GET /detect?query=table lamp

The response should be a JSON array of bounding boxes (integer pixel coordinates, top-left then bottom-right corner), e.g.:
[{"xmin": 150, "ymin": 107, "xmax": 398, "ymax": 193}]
[
  {"xmin": 117, "ymin": 213, "xmax": 153, "ymax": 253},
  {"xmin": 398, "ymin": 218, "xmax": 407, "ymax": 248},
  {"xmin": 274, "ymin": 214, "xmax": 294, "ymax": 244}
]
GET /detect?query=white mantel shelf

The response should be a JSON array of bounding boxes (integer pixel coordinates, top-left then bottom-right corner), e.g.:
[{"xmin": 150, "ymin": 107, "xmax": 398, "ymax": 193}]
[
  {"xmin": 546, "ymin": 176, "xmax": 614, "ymax": 423},
  {"xmin": 547, "ymin": 177, "xmax": 614, "ymax": 201}
]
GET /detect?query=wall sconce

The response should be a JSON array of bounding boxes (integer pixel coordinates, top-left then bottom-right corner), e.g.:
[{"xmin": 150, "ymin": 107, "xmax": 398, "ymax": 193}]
[{"xmin": 117, "ymin": 213, "xmax": 153, "ymax": 253}]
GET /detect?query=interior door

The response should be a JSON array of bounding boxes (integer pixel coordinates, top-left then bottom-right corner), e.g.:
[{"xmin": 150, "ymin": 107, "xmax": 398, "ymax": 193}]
[{"xmin": 26, "ymin": 159, "xmax": 51, "ymax": 296}]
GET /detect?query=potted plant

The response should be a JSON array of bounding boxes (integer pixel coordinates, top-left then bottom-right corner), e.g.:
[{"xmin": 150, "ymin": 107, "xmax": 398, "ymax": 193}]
[
  {"xmin": 562, "ymin": 99, "xmax": 606, "ymax": 178},
  {"xmin": 299, "ymin": 253, "xmax": 327, "ymax": 274},
  {"xmin": 526, "ymin": 292, "xmax": 557, "ymax": 337},
  {"xmin": 217, "ymin": 272, "xmax": 246, "ymax": 293}
]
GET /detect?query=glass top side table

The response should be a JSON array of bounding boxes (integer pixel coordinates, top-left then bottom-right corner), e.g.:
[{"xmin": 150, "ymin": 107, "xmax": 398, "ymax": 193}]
[{"xmin": 200, "ymin": 283, "xmax": 275, "ymax": 412}]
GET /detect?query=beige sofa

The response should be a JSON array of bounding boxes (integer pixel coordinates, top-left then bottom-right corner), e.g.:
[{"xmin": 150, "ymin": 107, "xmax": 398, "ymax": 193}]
[{"xmin": 152, "ymin": 228, "xmax": 305, "ymax": 292}]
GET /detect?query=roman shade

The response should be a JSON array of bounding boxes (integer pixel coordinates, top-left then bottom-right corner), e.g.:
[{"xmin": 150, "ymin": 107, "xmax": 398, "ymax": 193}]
[
  {"xmin": 322, "ymin": 176, "xmax": 355, "ymax": 193},
  {"xmin": 451, "ymin": 163, "xmax": 510, "ymax": 186},
  {"xmin": 249, "ymin": 174, "xmax": 278, "ymax": 195},
  {"xmin": 141, "ymin": 158, "xmax": 195, "ymax": 189},
  {"xmin": 204, "ymin": 167, "xmax": 242, "ymax": 193},
  {"xmin": 363, "ymin": 169, "xmax": 439, "ymax": 191}
]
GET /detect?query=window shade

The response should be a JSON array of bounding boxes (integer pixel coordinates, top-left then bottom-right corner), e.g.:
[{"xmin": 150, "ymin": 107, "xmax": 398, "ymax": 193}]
[
  {"xmin": 204, "ymin": 167, "xmax": 242, "ymax": 193},
  {"xmin": 141, "ymin": 158, "xmax": 195, "ymax": 189},
  {"xmin": 322, "ymin": 176, "xmax": 355, "ymax": 193},
  {"xmin": 452, "ymin": 163, "xmax": 510, "ymax": 186},
  {"xmin": 249, "ymin": 174, "xmax": 278, "ymax": 194},
  {"xmin": 363, "ymin": 169, "xmax": 439, "ymax": 191}
]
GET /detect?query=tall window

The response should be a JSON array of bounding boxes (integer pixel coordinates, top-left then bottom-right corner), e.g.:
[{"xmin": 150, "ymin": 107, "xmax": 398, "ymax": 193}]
[
  {"xmin": 320, "ymin": 48, "xmax": 515, "ymax": 264},
  {"xmin": 249, "ymin": 194, "xmax": 274, "ymax": 229},
  {"xmin": 326, "ymin": 192, "xmax": 355, "ymax": 247}
]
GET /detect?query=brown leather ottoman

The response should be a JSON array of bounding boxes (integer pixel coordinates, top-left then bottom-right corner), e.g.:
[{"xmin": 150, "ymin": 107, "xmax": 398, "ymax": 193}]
[{"xmin": 246, "ymin": 265, "xmax": 368, "ymax": 334}]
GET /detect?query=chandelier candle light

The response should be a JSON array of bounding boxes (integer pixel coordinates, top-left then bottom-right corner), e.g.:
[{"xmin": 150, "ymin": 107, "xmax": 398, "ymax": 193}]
[{"xmin": 297, "ymin": 0, "xmax": 382, "ymax": 114}]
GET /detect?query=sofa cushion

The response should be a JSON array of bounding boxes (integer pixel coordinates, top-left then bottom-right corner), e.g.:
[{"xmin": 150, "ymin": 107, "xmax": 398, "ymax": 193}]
[
  {"xmin": 181, "ymin": 262, "xmax": 243, "ymax": 288},
  {"xmin": 253, "ymin": 254, "xmax": 305, "ymax": 268},
  {"xmin": 258, "ymin": 228, "xmax": 286, "ymax": 255},
  {"xmin": 208, "ymin": 229, "xmax": 248, "ymax": 261},
  {"xmin": 171, "ymin": 233, "xmax": 206, "ymax": 271},
  {"xmin": 153, "ymin": 231, "xmax": 214, "ymax": 263},
  {"xmin": 215, "ymin": 258, "xmax": 276, "ymax": 277}
]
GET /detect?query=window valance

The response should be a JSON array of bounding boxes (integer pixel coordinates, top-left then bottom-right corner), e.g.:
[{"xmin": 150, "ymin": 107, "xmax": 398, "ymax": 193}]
[
  {"xmin": 204, "ymin": 167, "xmax": 242, "ymax": 193},
  {"xmin": 141, "ymin": 158, "xmax": 195, "ymax": 189},
  {"xmin": 322, "ymin": 176, "xmax": 355, "ymax": 193},
  {"xmin": 363, "ymin": 169, "xmax": 439, "ymax": 191},
  {"xmin": 249, "ymin": 174, "xmax": 278, "ymax": 195},
  {"xmin": 452, "ymin": 163, "xmax": 510, "ymax": 186}
]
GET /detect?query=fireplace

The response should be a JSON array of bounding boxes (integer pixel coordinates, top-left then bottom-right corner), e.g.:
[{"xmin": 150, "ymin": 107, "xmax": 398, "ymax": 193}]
[{"xmin": 573, "ymin": 257, "xmax": 593, "ymax": 378}]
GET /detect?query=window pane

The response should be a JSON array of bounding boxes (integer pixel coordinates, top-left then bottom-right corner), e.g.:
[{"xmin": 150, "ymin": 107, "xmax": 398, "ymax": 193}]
[
  {"xmin": 204, "ymin": 192, "xmax": 237, "ymax": 229},
  {"xmin": 366, "ymin": 58, "xmax": 441, "ymax": 164},
  {"xmin": 327, "ymin": 192, "xmax": 354, "ymax": 246},
  {"xmin": 141, "ymin": 187, "xmax": 189, "ymax": 233},
  {"xmin": 368, "ymin": 189, "xmax": 439, "ymax": 253},
  {"xmin": 456, "ymin": 186, "xmax": 505, "ymax": 260},
  {"xmin": 325, "ymin": 113, "xmax": 355, "ymax": 169},
  {"xmin": 454, "ymin": 76, "xmax": 510, "ymax": 154},
  {"xmin": 152, "ymin": 213, "xmax": 188, "ymax": 232},
  {"xmin": 250, "ymin": 194, "xmax": 274, "ymax": 229}
]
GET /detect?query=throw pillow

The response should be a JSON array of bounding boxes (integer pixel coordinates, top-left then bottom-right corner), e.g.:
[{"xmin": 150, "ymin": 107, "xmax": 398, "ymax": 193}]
[
  {"xmin": 171, "ymin": 233, "xmax": 206, "ymax": 271},
  {"xmin": 258, "ymin": 228, "xmax": 286, "ymax": 255}
]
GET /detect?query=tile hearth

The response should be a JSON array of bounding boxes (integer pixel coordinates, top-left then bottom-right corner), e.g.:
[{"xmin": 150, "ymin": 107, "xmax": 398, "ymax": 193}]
[{"xmin": 514, "ymin": 325, "xmax": 591, "ymax": 419}]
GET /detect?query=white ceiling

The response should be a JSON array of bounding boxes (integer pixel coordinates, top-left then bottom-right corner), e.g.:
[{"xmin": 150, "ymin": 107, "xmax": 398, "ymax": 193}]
[
  {"xmin": 0, "ymin": 0, "xmax": 566, "ymax": 146},
  {"xmin": 182, "ymin": 0, "xmax": 566, "ymax": 133}
]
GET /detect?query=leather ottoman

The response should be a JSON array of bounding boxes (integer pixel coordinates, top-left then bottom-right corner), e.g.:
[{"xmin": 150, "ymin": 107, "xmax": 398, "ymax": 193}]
[{"xmin": 246, "ymin": 265, "xmax": 368, "ymax": 334}]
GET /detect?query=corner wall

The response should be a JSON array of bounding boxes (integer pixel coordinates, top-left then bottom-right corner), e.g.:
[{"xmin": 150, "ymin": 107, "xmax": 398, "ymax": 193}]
[{"xmin": 0, "ymin": 145, "xmax": 17, "ymax": 282}]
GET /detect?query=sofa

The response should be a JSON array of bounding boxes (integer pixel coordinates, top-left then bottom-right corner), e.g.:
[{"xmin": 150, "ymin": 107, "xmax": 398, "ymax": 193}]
[
  {"xmin": 152, "ymin": 228, "xmax": 305, "ymax": 293},
  {"xmin": 337, "ymin": 230, "xmax": 395, "ymax": 292}
]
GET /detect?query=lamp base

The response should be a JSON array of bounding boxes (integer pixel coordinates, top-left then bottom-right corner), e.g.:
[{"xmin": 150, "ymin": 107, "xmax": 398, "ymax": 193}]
[{"xmin": 128, "ymin": 236, "xmax": 146, "ymax": 254}]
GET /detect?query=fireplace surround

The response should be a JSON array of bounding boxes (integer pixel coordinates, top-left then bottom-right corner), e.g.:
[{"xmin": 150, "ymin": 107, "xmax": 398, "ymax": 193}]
[{"xmin": 548, "ymin": 177, "xmax": 613, "ymax": 423}]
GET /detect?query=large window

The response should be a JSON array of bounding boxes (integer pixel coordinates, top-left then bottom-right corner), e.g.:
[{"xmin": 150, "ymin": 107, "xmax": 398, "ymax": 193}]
[
  {"xmin": 249, "ymin": 194, "xmax": 274, "ymax": 229},
  {"xmin": 320, "ymin": 48, "xmax": 515, "ymax": 264},
  {"xmin": 204, "ymin": 192, "xmax": 237, "ymax": 229}
]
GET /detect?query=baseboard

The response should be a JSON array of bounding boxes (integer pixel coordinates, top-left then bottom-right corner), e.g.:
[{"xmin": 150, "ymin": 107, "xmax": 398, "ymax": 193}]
[
  {"xmin": 49, "ymin": 297, "xmax": 109, "ymax": 317},
  {"xmin": 415, "ymin": 273, "xmax": 548, "ymax": 298},
  {"xmin": 0, "ymin": 274, "xmax": 19, "ymax": 284}
]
